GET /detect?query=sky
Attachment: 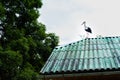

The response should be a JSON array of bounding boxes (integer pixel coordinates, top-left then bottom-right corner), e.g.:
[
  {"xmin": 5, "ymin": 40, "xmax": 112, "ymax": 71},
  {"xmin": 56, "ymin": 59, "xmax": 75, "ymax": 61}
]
[{"xmin": 38, "ymin": 0, "xmax": 120, "ymax": 45}]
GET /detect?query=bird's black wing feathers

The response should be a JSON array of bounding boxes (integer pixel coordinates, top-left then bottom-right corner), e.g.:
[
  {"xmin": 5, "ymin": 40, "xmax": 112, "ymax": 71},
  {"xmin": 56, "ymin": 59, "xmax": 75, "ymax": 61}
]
[{"xmin": 85, "ymin": 27, "xmax": 92, "ymax": 33}]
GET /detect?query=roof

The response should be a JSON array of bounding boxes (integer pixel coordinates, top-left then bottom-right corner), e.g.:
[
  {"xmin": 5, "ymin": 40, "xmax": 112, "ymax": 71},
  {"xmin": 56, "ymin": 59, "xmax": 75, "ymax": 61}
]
[{"xmin": 40, "ymin": 36, "xmax": 120, "ymax": 74}]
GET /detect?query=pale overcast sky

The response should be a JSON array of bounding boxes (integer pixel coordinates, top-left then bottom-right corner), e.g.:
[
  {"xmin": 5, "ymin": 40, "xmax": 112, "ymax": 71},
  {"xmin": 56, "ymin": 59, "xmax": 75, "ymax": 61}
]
[{"xmin": 39, "ymin": 0, "xmax": 120, "ymax": 45}]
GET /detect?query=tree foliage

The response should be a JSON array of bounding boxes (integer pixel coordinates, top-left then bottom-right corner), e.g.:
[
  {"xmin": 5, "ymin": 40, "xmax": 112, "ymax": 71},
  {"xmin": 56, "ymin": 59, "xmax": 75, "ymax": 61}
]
[{"xmin": 0, "ymin": 0, "xmax": 59, "ymax": 79}]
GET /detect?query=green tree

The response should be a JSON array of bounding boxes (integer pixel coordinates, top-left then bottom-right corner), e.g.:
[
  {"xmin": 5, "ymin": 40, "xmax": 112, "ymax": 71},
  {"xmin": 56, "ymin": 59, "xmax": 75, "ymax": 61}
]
[
  {"xmin": 0, "ymin": 50, "xmax": 23, "ymax": 80},
  {"xmin": 0, "ymin": 0, "xmax": 59, "ymax": 79}
]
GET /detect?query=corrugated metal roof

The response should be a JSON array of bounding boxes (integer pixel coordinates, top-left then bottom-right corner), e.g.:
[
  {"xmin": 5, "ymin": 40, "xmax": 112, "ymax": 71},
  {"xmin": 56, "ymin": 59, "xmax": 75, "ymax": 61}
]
[{"xmin": 40, "ymin": 36, "xmax": 120, "ymax": 74}]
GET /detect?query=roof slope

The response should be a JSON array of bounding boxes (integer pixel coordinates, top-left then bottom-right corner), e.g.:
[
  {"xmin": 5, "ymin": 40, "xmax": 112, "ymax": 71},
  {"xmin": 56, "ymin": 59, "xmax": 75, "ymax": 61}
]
[{"xmin": 40, "ymin": 36, "xmax": 120, "ymax": 74}]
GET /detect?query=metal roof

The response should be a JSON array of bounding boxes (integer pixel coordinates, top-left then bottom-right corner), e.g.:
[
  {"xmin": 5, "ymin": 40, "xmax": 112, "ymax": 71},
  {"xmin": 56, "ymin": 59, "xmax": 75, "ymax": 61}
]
[{"xmin": 40, "ymin": 36, "xmax": 120, "ymax": 74}]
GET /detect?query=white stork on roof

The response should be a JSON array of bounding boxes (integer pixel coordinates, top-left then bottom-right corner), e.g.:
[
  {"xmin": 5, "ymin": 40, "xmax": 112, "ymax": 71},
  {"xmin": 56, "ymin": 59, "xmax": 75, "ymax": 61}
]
[{"xmin": 81, "ymin": 21, "xmax": 92, "ymax": 38}]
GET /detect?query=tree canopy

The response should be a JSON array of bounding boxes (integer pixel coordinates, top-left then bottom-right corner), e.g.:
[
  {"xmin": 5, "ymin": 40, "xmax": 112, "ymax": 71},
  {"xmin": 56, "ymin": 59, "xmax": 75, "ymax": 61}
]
[{"xmin": 0, "ymin": 0, "xmax": 59, "ymax": 79}]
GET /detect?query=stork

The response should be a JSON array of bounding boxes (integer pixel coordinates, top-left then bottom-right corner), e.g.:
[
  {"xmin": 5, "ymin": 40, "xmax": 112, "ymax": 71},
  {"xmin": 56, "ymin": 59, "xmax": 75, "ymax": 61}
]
[{"xmin": 81, "ymin": 21, "xmax": 92, "ymax": 38}]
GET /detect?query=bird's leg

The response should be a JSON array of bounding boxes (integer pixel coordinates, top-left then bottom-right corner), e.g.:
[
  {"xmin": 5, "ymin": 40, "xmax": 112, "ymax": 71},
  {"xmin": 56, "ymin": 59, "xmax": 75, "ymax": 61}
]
[{"xmin": 86, "ymin": 32, "xmax": 89, "ymax": 38}]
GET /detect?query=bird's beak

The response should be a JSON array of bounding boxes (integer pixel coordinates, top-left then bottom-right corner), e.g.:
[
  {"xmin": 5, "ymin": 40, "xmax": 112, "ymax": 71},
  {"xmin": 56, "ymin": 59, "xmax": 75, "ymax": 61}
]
[
  {"xmin": 81, "ymin": 21, "xmax": 85, "ymax": 25},
  {"xmin": 81, "ymin": 23, "xmax": 84, "ymax": 25}
]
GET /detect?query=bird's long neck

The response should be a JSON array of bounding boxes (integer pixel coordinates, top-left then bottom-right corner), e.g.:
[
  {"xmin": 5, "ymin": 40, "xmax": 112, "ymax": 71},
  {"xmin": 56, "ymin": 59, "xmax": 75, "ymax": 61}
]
[{"xmin": 83, "ymin": 23, "xmax": 87, "ymax": 29}]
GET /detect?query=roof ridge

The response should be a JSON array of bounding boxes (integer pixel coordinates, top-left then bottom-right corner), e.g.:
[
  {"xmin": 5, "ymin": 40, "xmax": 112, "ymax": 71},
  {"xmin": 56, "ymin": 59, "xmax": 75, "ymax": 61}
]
[{"xmin": 56, "ymin": 36, "xmax": 120, "ymax": 49}]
